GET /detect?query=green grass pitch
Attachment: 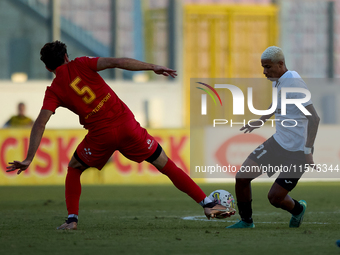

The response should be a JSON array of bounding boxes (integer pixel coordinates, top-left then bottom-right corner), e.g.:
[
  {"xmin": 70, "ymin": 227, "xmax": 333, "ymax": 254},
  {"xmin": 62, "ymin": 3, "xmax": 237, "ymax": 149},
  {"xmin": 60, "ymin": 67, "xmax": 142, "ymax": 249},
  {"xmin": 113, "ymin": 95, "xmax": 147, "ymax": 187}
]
[{"xmin": 0, "ymin": 182, "xmax": 339, "ymax": 255}]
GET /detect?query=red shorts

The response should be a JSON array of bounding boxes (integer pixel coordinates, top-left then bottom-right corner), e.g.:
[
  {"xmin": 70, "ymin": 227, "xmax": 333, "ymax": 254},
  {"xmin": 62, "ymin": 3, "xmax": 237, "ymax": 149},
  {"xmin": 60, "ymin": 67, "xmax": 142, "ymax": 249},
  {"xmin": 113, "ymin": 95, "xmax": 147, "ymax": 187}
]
[{"xmin": 75, "ymin": 119, "xmax": 158, "ymax": 170}]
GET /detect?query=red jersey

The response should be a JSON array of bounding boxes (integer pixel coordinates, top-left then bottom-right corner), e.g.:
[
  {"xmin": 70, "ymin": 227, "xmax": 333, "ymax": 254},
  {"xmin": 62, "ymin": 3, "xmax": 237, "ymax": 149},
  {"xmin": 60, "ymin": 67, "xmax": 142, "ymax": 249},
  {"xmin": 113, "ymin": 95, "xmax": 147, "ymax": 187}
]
[{"xmin": 42, "ymin": 57, "xmax": 134, "ymax": 131}]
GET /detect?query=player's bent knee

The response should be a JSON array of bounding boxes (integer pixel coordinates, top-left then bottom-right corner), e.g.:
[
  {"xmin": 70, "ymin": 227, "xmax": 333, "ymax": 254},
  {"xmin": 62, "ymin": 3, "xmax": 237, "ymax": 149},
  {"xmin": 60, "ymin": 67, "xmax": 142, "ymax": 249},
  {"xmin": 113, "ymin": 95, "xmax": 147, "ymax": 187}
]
[{"xmin": 267, "ymin": 193, "xmax": 282, "ymax": 208}]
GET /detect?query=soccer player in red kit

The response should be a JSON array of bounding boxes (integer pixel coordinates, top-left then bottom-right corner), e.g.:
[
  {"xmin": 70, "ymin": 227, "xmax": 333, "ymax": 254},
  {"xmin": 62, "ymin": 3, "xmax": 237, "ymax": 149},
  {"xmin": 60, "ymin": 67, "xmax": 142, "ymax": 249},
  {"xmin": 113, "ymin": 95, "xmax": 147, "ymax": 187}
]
[{"xmin": 6, "ymin": 41, "xmax": 233, "ymax": 230}]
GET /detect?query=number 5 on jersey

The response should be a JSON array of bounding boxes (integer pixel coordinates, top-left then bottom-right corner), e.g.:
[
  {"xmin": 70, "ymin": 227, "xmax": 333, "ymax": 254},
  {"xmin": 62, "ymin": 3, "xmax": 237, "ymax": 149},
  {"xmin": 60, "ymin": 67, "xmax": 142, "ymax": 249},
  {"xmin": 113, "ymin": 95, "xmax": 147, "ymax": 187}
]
[{"xmin": 70, "ymin": 77, "xmax": 96, "ymax": 104}]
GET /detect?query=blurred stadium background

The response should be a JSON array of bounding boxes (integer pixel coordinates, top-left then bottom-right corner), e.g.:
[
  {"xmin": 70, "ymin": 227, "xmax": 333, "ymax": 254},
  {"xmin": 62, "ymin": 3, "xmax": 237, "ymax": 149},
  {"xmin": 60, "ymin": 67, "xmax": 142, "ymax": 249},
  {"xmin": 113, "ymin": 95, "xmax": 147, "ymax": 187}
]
[{"xmin": 0, "ymin": 0, "xmax": 339, "ymax": 185}]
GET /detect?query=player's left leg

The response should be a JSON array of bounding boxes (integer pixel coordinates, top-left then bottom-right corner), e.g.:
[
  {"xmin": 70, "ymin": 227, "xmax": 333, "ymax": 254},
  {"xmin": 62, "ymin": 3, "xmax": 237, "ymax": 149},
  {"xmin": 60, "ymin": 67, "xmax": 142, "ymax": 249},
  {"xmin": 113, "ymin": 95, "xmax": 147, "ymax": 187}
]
[
  {"xmin": 268, "ymin": 182, "xmax": 294, "ymax": 210},
  {"xmin": 268, "ymin": 179, "xmax": 307, "ymax": 227},
  {"xmin": 57, "ymin": 130, "xmax": 117, "ymax": 230},
  {"xmin": 57, "ymin": 154, "xmax": 88, "ymax": 230},
  {"xmin": 147, "ymin": 145, "xmax": 233, "ymax": 219}
]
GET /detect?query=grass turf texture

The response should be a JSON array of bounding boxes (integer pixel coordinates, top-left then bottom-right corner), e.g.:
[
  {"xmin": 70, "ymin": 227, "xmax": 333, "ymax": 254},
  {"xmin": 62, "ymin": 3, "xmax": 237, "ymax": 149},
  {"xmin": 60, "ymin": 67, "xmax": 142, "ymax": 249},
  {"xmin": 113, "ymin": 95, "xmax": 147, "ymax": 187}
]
[{"xmin": 0, "ymin": 182, "xmax": 339, "ymax": 255}]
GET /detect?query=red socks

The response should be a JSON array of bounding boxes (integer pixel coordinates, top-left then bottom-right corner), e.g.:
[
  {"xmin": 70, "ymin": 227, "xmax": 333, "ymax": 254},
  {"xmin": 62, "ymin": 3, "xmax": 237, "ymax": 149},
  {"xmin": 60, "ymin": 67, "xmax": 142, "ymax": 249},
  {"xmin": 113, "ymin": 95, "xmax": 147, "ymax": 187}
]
[
  {"xmin": 65, "ymin": 160, "xmax": 206, "ymax": 215},
  {"xmin": 65, "ymin": 167, "xmax": 83, "ymax": 215},
  {"xmin": 159, "ymin": 158, "xmax": 206, "ymax": 203}
]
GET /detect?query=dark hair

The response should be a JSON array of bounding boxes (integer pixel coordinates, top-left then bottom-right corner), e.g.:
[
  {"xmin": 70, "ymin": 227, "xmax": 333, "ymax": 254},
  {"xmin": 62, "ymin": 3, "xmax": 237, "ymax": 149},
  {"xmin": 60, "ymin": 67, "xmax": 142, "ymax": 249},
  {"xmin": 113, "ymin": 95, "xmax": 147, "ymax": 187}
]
[{"xmin": 40, "ymin": 41, "xmax": 67, "ymax": 70}]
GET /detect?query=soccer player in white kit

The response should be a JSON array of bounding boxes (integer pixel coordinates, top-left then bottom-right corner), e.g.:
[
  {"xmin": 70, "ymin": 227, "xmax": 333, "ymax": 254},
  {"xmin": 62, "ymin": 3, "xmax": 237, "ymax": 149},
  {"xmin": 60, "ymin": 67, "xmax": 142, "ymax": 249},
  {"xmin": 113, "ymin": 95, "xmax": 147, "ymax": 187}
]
[{"xmin": 227, "ymin": 46, "xmax": 320, "ymax": 229}]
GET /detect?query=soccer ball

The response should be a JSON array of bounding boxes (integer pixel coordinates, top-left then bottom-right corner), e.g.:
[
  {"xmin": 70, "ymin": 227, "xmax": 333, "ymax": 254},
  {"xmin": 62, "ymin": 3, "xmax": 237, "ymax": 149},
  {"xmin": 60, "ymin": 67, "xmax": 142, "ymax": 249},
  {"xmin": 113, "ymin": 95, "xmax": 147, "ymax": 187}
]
[{"xmin": 208, "ymin": 190, "xmax": 235, "ymax": 211}]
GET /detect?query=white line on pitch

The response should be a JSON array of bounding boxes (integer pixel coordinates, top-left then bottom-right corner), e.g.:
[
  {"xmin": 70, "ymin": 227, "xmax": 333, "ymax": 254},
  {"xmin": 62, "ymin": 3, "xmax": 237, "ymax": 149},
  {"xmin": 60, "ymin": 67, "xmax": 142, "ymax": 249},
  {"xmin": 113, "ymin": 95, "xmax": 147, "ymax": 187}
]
[{"xmin": 182, "ymin": 216, "xmax": 339, "ymax": 225}]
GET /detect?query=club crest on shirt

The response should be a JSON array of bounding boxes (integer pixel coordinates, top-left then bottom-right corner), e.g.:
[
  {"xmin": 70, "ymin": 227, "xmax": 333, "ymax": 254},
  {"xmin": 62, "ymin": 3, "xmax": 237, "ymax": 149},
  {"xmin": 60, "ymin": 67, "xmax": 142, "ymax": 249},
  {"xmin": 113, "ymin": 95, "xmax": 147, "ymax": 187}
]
[
  {"xmin": 84, "ymin": 148, "xmax": 92, "ymax": 155},
  {"xmin": 81, "ymin": 147, "xmax": 92, "ymax": 161}
]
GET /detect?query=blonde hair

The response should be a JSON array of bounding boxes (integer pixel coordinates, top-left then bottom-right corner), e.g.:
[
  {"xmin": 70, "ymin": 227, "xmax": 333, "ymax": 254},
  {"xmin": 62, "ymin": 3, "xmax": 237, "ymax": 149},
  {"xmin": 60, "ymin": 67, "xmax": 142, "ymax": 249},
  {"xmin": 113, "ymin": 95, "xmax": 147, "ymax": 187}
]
[{"xmin": 261, "ymin": 46, "xmax": 285, "ymax": 63}]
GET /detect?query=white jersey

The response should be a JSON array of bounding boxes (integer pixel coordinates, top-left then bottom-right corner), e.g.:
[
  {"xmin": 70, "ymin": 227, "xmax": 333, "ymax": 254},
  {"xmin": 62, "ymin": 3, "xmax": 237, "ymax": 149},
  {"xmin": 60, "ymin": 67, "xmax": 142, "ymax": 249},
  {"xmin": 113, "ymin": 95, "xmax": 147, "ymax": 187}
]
[{"xmin": 272, "ymin": 70, "xmax": 312, "ymax": 152}]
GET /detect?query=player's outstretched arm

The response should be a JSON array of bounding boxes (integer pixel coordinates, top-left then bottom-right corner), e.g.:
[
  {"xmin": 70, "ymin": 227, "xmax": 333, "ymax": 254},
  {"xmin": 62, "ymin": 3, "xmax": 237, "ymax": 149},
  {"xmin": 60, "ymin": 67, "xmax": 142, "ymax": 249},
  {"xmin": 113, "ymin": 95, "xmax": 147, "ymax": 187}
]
[
  {"xmin": 96, "ymin": 57, "xmax": 177, "ymax": 78},
  {"xmin": 304, "ymin": 104, "xmax": 320, "ymax": 166},
  {"xmin": 6, "ymin": 110, "xmax": 53, "ymax": 175},
  {"xmin": 240, "ymin": 104, "xmax": 275, "ymax": 133}
]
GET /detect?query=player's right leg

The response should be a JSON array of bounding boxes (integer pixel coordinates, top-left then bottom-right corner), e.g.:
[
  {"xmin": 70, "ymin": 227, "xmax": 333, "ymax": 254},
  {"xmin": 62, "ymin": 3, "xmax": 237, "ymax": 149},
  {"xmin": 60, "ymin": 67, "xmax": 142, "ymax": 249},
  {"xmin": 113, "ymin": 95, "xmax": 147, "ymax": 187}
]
[
  {"xmin": 226, "ymin": 158, "xmax": 262, "ymax": 228},
  {"xmin": 118, "ymin": 120, "xmax": 234, "ymax": 219},
  {"xmin": 147, "ymin": 145, "xmax": 234, "ymax": 219},
  {"xmin": 227, "ymin": 137, "xmax": 280, "ymax": 229}
]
